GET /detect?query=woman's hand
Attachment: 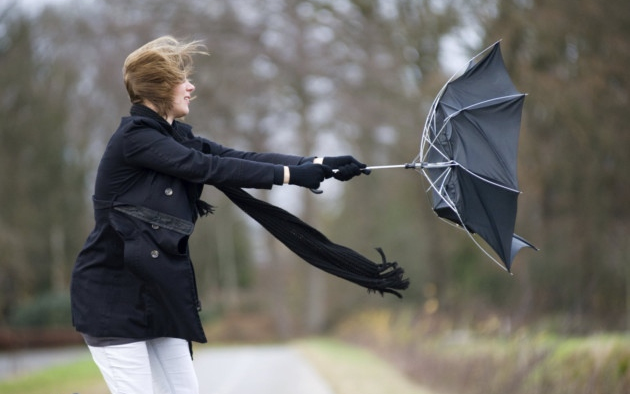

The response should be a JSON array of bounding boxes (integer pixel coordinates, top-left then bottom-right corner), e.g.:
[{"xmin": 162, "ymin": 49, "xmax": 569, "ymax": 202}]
[
  {"xmin": 287, "ymin": 164, "xmax": 333, "ymax": 189},
  {"xmin": 317, "ymin": 155, "xmax": 370, "ymax": 181}
]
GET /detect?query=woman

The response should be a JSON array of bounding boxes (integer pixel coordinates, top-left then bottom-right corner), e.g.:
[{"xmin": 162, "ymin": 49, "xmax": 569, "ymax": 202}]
[{"xmin": 70, "ymin": 36, "xmax": 367, "ymax": 393}]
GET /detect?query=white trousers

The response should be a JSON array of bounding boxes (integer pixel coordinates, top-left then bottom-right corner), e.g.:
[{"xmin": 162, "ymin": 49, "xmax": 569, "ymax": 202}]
[{"xmin": 87, "ymin": 337, "xmax": 199, "ymax": 394}]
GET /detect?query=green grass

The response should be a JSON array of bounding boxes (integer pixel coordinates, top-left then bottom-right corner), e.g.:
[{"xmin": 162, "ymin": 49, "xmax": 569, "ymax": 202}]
[
  {"xmin": 294, "ymin": 337, "xmax": 439, "ymax": 394},
  {"xmin": 0, "ymin": 357, "xmax": 107, "ymax": 394}
]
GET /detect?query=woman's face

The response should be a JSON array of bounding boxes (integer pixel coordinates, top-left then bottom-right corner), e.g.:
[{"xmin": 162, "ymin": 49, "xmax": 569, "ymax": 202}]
[{"xmin": 167, "ymin": 79, "xmax": 195, "ymax": 122}]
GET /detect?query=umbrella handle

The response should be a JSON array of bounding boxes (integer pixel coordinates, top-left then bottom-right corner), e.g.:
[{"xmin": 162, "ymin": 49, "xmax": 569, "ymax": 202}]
[{"xmin": 309, "ymin": 168, "xmax": 373, "ymax": 194}]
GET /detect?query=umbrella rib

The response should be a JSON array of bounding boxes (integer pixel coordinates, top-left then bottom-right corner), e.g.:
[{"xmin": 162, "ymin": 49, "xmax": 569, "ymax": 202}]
[
  {"xmin": 420, "ymin": 87, "xmax": 448, "ymax": 157},
  {"xmin": 461, "ymin": 227, "xmax": 510, "ymax": 271},
  {"xmin": 442, "ymin": 94, "xmax": 525, "ymax": 124},
  {"xmin": 420, "ymin": 117, "xmax": 452, "ymax": 163},
  {"xmin": 422, "ymin": 137, "xmax": 451, "ymax": 163},
  {"xmin": 421, "ymin": 165, "xmax": 452, "ymax": 194},
  {"xmin": 458, "ymin": 159, "xmax": 521, "ymax": 194}
]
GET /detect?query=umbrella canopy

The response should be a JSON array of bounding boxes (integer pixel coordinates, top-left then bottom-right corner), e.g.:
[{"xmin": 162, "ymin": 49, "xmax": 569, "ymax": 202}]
[{"xmin": 418, "ymin": 42, "xmax": 537, "ymax": 271}]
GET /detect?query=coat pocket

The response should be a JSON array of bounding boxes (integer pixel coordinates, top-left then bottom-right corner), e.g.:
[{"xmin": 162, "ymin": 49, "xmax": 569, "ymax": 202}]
[
  {"xmin": 109, "ymin": 209, "xmax": 192, "ymax": 299},
  {"xmin": 110, "ymin": 206, "xmax": 191, "ymax": 258}
]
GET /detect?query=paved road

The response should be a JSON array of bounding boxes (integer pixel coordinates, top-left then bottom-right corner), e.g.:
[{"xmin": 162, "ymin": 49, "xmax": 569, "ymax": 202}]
[
  {"xmin": 194, "ymin": 345, "xmax": 334, "ymax": 394},
  {"xmin": 1, "ymin": 344, "xmax": 335, "ymax": 394}
]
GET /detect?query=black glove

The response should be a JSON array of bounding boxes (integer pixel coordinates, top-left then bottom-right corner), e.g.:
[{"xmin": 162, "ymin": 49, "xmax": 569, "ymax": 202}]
[
  {"xmin": 333, "ymin": 163, "xmax": 363, "ymax": 181},
  {"xmin": 288, "ymin": 163, "xmax": 333, "ymax": 189},
  {"xmin": 323, "ymin": 156, "xmax": 370, "ymax": 181},
  {"xmin": 322, "ymin": 155, "xmax": 367, "ymax": 170}
]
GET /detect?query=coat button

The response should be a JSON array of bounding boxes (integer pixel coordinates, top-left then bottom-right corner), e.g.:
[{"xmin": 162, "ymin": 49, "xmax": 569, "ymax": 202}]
[
  {"xmin": 150, "ymin": 250, "xmax": 160, "ymax": 258},
  {"xmin": 152, "ymin": 224, "xmax": 160, "ymax": 230},
  {"xmin": 164, "ymin": 188, "xmax": 173, "ymax": 196}
]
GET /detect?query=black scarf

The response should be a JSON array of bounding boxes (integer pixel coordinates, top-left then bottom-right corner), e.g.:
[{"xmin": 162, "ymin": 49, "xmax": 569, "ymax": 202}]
[{"xmin": 217, "ymin": 185, "xmax": 409, "ymax": 298}]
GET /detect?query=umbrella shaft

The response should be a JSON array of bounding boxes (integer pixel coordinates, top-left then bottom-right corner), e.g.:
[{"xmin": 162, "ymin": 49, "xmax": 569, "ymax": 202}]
[
  {"xmin": 364, "ymin": 164, "xmax": 411, "ymax": 170},
  {"xmin": 365, "ymin": 161, "xmax": 456, "ymax": 170}
]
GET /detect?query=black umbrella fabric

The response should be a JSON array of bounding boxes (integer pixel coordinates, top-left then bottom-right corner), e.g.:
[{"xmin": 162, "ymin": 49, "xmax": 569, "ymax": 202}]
[{"xmin": 418, "ymin": 42, "xmax": 537, "ymax": 271}]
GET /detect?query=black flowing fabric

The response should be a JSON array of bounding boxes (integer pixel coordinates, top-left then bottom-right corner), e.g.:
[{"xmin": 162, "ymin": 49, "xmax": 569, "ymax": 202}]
[{"xmin": 217, "ymin": 185, "xmax": 409, "ymax": 298}]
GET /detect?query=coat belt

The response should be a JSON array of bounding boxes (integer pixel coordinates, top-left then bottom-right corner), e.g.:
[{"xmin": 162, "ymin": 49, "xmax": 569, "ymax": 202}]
[{"xmin": 93, "ymin": 197, "xmax": 194, "ymax": 235}]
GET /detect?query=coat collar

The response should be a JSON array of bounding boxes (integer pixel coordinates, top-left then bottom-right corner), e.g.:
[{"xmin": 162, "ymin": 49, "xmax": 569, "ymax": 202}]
[
  {"xmin": 130, "ymin": 103, "xmax": 170, "ymax": 126},
  {"xmin": 129, "ymin": 104, "xmax": 191, "ymax": 142}
]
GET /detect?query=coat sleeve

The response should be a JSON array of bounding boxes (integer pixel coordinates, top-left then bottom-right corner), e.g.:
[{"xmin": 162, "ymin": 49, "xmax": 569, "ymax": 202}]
[
  {"xmin": 123, "ymin": 126, "xmax": 281, "ymax": 189},
  {"xmin": 198, "ymin": 137, "xmax": 313, "ymax": 166}
]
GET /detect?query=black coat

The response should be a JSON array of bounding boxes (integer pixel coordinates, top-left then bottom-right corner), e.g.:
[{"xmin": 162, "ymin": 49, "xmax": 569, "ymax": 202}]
[{"xmin": 71, "ymin": 104, "xmax": 308, "ymax": 343}]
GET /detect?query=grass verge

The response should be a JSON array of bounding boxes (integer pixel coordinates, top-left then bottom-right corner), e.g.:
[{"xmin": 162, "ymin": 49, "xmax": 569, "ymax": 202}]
[
  {"xmin": 333, "ymin": 308, "xmax": 630, "ymax": 394},
  {"xmin": 0, "ymin": 357, "xmax": 107, "ymax": 394},
  {"xmin": 294, "ymin": 337, "xmax": 439, "ymax": 394}
]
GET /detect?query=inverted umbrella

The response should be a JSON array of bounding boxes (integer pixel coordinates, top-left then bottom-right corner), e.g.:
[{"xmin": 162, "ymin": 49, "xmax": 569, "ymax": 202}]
[{"xmin": 361, "ymin": 41, "xmax": 537, "ymax": 271}]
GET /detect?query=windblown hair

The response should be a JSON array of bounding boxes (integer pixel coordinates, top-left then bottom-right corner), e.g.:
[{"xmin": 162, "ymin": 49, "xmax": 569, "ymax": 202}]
[{"xmin": 123, "ymin": 36, "xmax": 207, "ymax": 117}]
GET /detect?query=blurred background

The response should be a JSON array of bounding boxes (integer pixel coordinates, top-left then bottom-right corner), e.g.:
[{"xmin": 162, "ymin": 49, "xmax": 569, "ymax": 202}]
[{"xmin": 1, "ymin": 0, "xmax": 629, "ymax": 391}]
